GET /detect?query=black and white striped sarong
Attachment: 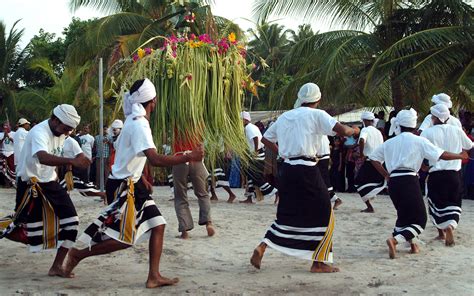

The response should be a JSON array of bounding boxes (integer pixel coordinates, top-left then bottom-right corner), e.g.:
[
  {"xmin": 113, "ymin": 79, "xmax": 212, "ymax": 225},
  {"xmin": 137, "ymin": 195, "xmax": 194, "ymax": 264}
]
[
  {"xmin": 247, "ymin": 149, "xmax": 277, "ymax": 199},
  {"xmin": 388, "ymin": 169, "xmax": 426, "ymax": 243},
  {"xmin": 262, "ymin": 159, "xmax": 334, "ymax": 262},
  {"xmin": 354, "ymin": 160, "xmax": 386, "ymax": 202},
  {"xmin": 59, "ymin": 176, "xmax": 101, "ymax": 196},
  {"xmin": 317, "ymin": 155, "xmax": 339, "ymax": 202},
  {"xmin": 0, "ymin": 179, "xmax": 78, "ymax": 252},
  {"xmin": 78, "ymin": 177, "xmax": 166, "ymax": 247},
  {"xmin": 427, "ymin": 170, "xmax": 462, "ymax": 230}
]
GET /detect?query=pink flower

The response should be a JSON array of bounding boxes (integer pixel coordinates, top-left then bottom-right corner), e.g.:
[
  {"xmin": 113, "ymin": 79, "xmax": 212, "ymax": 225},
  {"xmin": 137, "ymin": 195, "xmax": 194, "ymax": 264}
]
[
  {"xmin": 199, "ymin": 34, "xmax": 212, "ymax": 44},
  {"xmin": 144, "ymin": 47, "xmax": 153, "ymax": 55},
  {"xmin": 132, "ymin": 54, "xmax": 139, "ymax": 62}
]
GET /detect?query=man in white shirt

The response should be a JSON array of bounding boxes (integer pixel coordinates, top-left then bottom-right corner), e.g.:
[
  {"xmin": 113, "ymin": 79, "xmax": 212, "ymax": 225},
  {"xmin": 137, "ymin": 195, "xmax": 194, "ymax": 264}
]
[
  {"xmin": 0, "ymin": 121, "xmax": 16, "ymax": 186},
  {"xmin": 78, "ymin": 124, "xmax": 94, "ymax": 182},
  {"xmin": 417, "ymin": 93, "xmax": 462, "ymax": 132},
  {"xmin": 241, "ymin": 111, "xmax": 277, "ymax": 203},
  {"xmin": 370, "ymin": 108, "xmax": 467, "ymax": 259},
  {"xmin": 0, "ymin": 105, "xmax": 89, "ymax": 277},
  {"xmin": 316, "ymin": 135, "xmax": 343, "ymax": 209},
  {"xmin": 251, "ymin": 82, "xmax": 356, "ymax": 273},
  {"xmin": 64, "ymin": 78, "xmax": 203, "ymax": 288},
  {"xmin": 13, "ymin": 118, "xmax": 30, "ymax": 172},
  {"xmin": 354, "ymin": 111, "xmax": 385, "ymax": 213},
  {"xmin": 421, "ymin": 104, "xmax": 473, "ymax": 246}
]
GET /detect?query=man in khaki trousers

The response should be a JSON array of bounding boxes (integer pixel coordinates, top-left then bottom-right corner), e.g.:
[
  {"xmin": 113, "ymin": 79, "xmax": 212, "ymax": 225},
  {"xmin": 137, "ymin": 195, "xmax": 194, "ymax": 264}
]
[{"xmin": 172, "ymin": 138, "xmax": 214, "ymax": 239}]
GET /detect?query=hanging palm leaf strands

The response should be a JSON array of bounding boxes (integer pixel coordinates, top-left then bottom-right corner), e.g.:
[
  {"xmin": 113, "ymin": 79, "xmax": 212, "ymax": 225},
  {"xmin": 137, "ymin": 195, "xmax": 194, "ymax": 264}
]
[{"xmin": 118, "ymin": 32, "xmax": 262, "ymax": 169}]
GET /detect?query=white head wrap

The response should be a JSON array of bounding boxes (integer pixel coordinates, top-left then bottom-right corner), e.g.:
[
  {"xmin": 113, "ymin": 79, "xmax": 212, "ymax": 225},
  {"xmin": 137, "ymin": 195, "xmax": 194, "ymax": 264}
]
[
  {"xmin": 430, "ymin": 104, "xmax": 450, "ymax": 123},
  {"xmin": 361, "ymin": 111, "xmax": 375, "ymax": 121},
  {"xmin": 240, "ymin": 111, "xmax": 251, "ymax": 122},
  {"xmin": 123, "ymin": 78, "xmax": 157, "ymax": 117},
  {"xmin": 294, "ymin": 83, "xmax": 321, "ymax": 108},
  {"xmin": 388, "ymin": 108, "xmax": 417, "ymax": 136},
  {"xmin": 431, "ymin": 93, "xmax": 452, "ymax": 109},
  {"xmin": 111, "ymin": 119, "xmax": 124, "ymax": 129},
  {"xmin": 53, "ymin": 104, "xmax": 81, "ymax": 128}
]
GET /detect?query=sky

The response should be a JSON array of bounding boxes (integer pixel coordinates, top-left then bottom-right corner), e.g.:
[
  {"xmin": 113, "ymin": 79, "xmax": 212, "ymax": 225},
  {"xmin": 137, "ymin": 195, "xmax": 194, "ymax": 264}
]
[{"xmin": 0, "ymin": 0, "xmax": 337, "ymax": 47}]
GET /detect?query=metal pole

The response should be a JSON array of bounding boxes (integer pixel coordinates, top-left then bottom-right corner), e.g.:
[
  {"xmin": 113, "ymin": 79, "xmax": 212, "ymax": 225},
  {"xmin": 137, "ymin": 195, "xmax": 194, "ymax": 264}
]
[{"xmin": 99, "ymin": 58, "xmax": 105, "ymax": 192}]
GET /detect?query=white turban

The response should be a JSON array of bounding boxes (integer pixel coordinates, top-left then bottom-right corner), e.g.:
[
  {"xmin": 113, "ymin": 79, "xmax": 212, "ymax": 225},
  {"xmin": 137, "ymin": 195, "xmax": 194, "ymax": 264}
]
[
  {"xmin": 111, "ymin": 119, "xmax": 124, "ymax": 129},
  {"xmin": 388, "ymin": 108, "xmax": 418, "ymax": 136},
  {"xmin": 431, "ymin": 93, "xmax": 452, "ymax": 109},
  {"xmin": 294, "ymin": 83, "xmax": 321, "ymax": 108},
  {"xmin": 53, "ymin": 104, "xmax": 81, "ymax": 128},
  {"xmin": 123, "ymin": 78, "xmax": 157, "ymax": 117},
  {"xmin": 241, "ymin": 111, "xmax": 251, "ymax": 122},
  {"xmin": 361, "ymin": 111, "xmax": 375, "ymax": 121},
  {"xmin": 430, "ymin": 104, "xmax": 450, "ymax": 123}
]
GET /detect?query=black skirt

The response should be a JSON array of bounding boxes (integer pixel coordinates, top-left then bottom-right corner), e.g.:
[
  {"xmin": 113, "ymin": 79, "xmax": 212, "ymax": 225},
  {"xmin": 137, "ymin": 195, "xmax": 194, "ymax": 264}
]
[
  {"xmin": 355, "ymin": 161, "xmax": 386, "ymax": 202},
  {"xmin": 388, "ymin": 171, "xmax": 427, "ymax": 243},
  {"xmin": 317, "ymin": 158, "xmax": 338, "ymax": 202},
  {"xmin": 427, "ymin": 170, "xmax": 462, "ymax": 230},
  {"xmin": 262, "ymin": 162, "xmax": 334, "ymax": 262}
]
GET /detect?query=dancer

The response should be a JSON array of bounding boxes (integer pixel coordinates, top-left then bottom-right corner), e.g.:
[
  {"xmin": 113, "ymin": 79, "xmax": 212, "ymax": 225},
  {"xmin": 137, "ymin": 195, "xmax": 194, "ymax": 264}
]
[
  {"xmin": 370, "ymin": 108, "xmax": 467, "ymax": 259},
  {"xmin": 418, "ymin": 93, "xmax": 462, "ymax": 132},
  {"xmin": 0, "ymin": 121, "xmax": 16, "ymax": 187},
  {"xmin": 64, "ymin": 79, "xmax": 204, "ymax": 288},
  {"xmin": 0, "ymin": 105, "xmax": 88, "ymax": 276},
  {"xmin": 354, "ymin": 111, "xmax": 385, "ymax": 212},
  {"xmin": 251, "ymin": 82, "xmax": 355, "ymax": 273},
  {"xmin": 316, "ymin": 135, "xmax": 343, "ymax": 209},
  {"xmin": 421, "ymin": 104, "xmax": 473, "ymax": 246},
  {"xmin": 241, "ymin": 111, "xmax": 278, "ymax": 203},
  {"xmin": 209, "ymin": 149, "xmax": 237, "ymax": 203},
  {"xmin": 13, "ymin": 118, "xmax": 30, "ymax": 174}
]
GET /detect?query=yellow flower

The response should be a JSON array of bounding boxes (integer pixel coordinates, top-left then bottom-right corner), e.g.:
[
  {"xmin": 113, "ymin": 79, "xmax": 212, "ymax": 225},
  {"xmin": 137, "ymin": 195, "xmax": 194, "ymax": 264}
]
[
  {"xmin": 228, "ymin": 32, "xmax": 236, "ymax": 43},
  {"xmin": 137, "ymin": 48, "xmax": 145, "ymax": 59}
]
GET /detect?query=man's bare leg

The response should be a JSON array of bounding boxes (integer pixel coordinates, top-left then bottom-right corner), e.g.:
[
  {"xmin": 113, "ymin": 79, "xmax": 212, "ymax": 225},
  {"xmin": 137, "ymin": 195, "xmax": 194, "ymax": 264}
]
[
  {"xmin": 48, "ymin": 247, "xmax": 72, "ymax": 277},
  {"xmin": 386, "ymin": 237, "xmax": 397, "ymax": 259},
  {"xmin": 63, "ymin": 239, "xmax": 130, "ymax": 277},
  {"xmin": 445, "ymin": 225, "xmax": 455, "ymax": 247},
  {"xmin": 206, "ymin": 222, "xmax": 215, "ymax": 237},
  {"xmin": 146, "ymin": 225, "xmax": 179, "ymax": 288},
  {"xmin": 435, "ymin": 229, "xmax": 445, "ymax": 240},
  {"xmin": 178, "ymin": 230, "xmax": 189, "ymax": 239},
  {"xmin": 409, "ymin": 241, "xmax": 420, "ymax": 254},
  {"xmin": 250, "ymin": 242, "xmax": 267, "ymax": 269},
  {"xmin": 223, "ymin": 186, "xmax": 236, "ymax": 203},
  {"xmin": 360, "ymin": 200, "xmax": 374, "ymax": 213},
  {"xmin": 210, "ymin": 186, "xmax": 218, "ymax": 202},
  {"xmin": 310, "ymin": 262, "xmax": 340, "ymax": 273},
  {"xmin": 333, "ymin": 198, "xmax": 343, "ymax": 210}
]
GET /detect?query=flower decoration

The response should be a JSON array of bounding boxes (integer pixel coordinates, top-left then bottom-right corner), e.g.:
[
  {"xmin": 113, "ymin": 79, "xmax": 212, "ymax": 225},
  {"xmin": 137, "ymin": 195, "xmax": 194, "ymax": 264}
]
[{"xmin": 184, "ymin": 12, "xmax": 196, "ymax": 23}]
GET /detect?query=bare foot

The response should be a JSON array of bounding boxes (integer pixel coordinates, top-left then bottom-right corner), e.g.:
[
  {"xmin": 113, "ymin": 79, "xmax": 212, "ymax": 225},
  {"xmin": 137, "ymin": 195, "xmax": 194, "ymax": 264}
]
[
  {"xmin": 310, "ymin": 262, "xmax": 340, "ymax": 273},
  {"xmin": 445, "ymin": 226, "xmax": 455, "ymax": 247},
  {"xmin": 239, "ymin": 198, "xmax": 253, "ymax": 204},
  {"xmin": 360, "ymin": 208, "xmax": 374, "ymax": 213},
  {"xmin": 227, "ymin": 194, "xmax": 236, "ymax": 203},
  {"xmin": 206, "ymin": 222, "xmax": 215, "ymax": 237},
  {"xmin": 250, "ymin": 245, "xmax": 266, "ymax": 269},
  {"xmin": 48, "ymin": 266, "xmax": 74, "ymax": 278},
  {"xmin": 333, "ymin": 198, "xmax": 342, "ymax": 210},
  {"xmin": 59, "ymin": 249, "xmax": 81, "ymax": 278},
  {"xmin": 434, "ymin": 229, "xmax": 445, "ymax": 240},
  {"xmin": 386, "ymin": 238, "xmax": 397, "ymax": 259},
  {"xmin": 146, "ymin": 275, "xmax": 179, "ymax": 289},
  {"xmin": 178, "ymin": 231, "xmax": 189, "ymax": 239},
  {"xmin": 409, "ymin": 243, "xmax": 420, "ymax": 254},
  {"xmin": 210, "ymin": 195, "xmax": 218, "ymax": 202}
]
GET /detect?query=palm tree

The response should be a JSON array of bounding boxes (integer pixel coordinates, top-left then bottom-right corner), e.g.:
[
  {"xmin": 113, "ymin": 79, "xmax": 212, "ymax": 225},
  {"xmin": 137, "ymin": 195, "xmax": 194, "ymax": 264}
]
[
  {"xmin": 0, "ymin": 20, "xmax": 27, "ymax": 121},
  {"xmin": 253, "ymin": 0, "xmax": 474, "ymax": 112}
]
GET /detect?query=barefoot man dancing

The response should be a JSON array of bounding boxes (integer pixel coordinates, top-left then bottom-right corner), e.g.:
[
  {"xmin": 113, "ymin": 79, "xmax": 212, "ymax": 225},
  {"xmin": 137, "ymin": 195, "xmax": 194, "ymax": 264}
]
[
  {"xmin": 63, "ymin": 79, "xmax": 204, "ymax": 288},
  {"xmin": 421, "ymin": 104, "xmax": 473, "ymax": 246},
  {"xmin": 370, "ymin": 109, "xmax": 467, "ymax": 259},
  {"xmin": 250, "ymin": 83, "xmax": 355, "ymax": 273},
  {"xmin": 0, "ymin": 104, "xmax": 89, "ymax": 277}
]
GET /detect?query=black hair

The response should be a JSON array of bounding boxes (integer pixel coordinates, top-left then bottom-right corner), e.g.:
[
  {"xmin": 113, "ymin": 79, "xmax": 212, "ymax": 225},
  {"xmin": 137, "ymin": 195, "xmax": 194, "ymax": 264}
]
[
  {"xmin": 378, "ymin": 111, "xmax": 385, "ymax": 116},
  {"xmin": 400, "ymin": 126, "xmax": 416, "ymax": 133}
]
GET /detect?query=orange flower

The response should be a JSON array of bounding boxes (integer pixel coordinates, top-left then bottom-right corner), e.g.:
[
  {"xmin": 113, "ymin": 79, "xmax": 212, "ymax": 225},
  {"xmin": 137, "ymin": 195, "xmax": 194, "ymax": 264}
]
[
  {"xmin": 228, "ymin": 32, "xmax": 236, "ymax": 43},
  {"xmin": 137, "ymin": 48, "xmax": 145, "ymax": 59}
]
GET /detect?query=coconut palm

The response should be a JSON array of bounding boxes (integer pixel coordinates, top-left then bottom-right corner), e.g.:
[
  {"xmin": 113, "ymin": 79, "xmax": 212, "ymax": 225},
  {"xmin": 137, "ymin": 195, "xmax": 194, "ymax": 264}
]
[
  {"xmin": 0, "ymin": 20, "xmax": 27, "ymax": 121},
  {"xmin": 254, "ymin": 0, "xmax": 474, "ymax": 112}
]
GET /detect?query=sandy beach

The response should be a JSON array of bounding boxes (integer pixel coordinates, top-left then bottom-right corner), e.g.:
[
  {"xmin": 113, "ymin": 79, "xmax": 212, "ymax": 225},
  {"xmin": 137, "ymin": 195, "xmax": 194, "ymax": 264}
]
[{"xmin": 0, "ymin": 186, "xmax": 473, "ymax": 295}]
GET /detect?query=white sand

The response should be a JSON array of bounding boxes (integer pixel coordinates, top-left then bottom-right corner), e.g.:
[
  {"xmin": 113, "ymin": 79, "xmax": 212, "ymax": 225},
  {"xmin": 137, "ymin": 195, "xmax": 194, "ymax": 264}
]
[{"xmin": 0, "ymin": 186, "xmax": 473, "ymax": 295}]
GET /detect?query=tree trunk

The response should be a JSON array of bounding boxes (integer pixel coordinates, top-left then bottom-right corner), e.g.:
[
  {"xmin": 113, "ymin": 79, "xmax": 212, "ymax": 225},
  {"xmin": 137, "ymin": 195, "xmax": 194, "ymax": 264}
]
[{"xmin": 391, "ymin": 77, "xmax": 404, "ymax": 111}]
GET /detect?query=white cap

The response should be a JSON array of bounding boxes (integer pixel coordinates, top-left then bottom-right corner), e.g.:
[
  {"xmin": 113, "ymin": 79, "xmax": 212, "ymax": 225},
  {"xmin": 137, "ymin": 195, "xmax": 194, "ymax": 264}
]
[
  {"xmin": 360, "ymin": 111, "xmax": 375, "ymax": 121},
  {"xmin": 431, "ymin": 93, "xmax": 452, "ymax": 109},
  {"xmin": 240, "ymin": 111, "xmax": 251, "ymax": 122},
  {"xmin": 430, "ymin": 104, "xmax": 450, "ymax": 123},
  {"xmin": 111, "ymin": 119, "xmax": 124, "ymax": 129},
  {"xmin": 18, "ymin": 118, "xmax": 30, "ymax": 125},
  {"xmin": 294, "ymin": 83, "xmax": 321, "ymax": 108}
]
